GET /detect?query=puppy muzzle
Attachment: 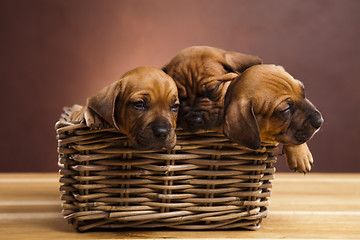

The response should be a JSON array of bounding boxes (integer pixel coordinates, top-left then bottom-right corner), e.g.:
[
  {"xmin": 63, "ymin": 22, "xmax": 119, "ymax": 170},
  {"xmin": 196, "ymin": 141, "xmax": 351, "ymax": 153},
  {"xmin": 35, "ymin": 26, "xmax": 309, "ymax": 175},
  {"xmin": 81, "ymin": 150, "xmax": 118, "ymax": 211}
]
[
  {"xmin": 183, "ymin": 111, "xmax": 205, "ymax": 132},
  {"xmin": 133, "ymin": 119, "xmax": 175, "ymax": 150},
  {"xmin": 308, "ymin": 111, "xmax": 324, "ymax": 130},
  {"xmin": 151, "ymin": 120, "xmax": 171, "ymax": 141},
  {"xmin": 294, "ymin": 110, "xmax": 324, "ymax": 144}
]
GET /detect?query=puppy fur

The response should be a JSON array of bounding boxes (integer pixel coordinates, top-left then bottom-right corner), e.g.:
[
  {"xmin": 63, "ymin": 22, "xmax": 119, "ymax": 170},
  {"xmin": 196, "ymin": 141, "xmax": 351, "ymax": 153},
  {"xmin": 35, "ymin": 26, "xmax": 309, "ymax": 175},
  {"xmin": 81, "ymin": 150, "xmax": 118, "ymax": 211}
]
[
  {"xmin": 70, "ymin": 66, "xmax": 180, "ymax": 150},
  {"xmin": 223, "ymin": 64, "xmax": 323, "ymax": 173},
  {"xmin": 163, "ymin": 46, "xmax": 262, "ymax": 133}
]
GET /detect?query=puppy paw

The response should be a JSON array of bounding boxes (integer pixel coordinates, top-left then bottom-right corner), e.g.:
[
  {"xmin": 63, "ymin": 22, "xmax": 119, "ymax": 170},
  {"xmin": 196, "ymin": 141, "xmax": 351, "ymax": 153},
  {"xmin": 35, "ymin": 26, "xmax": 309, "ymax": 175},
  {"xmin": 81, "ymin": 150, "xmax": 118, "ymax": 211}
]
[
  {"xmin": 83, "ymin": 108, "xmax": 109, "ymax": 130},
  {"xmin": 69, "ymin": 105, "xmax": 86, "ymax": 123},
  {"xmin": 283, "ymin": 143, "xmax": 313, "ymax": 173},
  {"xmin": 70, "ymin": 106, "xmax": 108, "ymax": 130}
]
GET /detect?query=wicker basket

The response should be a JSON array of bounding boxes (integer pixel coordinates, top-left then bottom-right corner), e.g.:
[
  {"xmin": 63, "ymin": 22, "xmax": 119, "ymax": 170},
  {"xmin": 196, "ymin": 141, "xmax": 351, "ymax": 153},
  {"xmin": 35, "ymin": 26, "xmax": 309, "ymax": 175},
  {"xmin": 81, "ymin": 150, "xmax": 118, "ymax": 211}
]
[{"xmin": 56, "ymin": 107, "xmax": 277, "ymax": 232}]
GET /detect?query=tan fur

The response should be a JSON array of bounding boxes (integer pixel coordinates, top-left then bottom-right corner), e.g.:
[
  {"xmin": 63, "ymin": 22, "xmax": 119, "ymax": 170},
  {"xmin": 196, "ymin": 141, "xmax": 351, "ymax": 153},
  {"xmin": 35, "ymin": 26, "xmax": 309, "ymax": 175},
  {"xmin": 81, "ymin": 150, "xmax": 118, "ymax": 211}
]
[
  {"xmin": 70, "ymin": 66, "xmax": 179, "ymax": 150},
  {"xmin": 224, "ymin": 64, "xmax": 323, "ymax": 173},
  {"xmin": 163, "ymin": 46, "xmax": 262, "ymax": 132}
]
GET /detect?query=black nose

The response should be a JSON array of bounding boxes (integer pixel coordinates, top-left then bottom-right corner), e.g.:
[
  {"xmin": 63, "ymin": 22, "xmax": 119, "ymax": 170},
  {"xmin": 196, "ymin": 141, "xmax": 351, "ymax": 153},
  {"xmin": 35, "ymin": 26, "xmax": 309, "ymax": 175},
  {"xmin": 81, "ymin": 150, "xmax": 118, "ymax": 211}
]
[
  {"xmin": 184, "ymin": 112, "xmax": 203, "ymax": 126},
  {"xmin": 152, "ymin": 121, "xmax": 170, "ymax": 140},
  {"xmin": 309, "ymin": 112, "xmax": 324, "ymax": 129}
]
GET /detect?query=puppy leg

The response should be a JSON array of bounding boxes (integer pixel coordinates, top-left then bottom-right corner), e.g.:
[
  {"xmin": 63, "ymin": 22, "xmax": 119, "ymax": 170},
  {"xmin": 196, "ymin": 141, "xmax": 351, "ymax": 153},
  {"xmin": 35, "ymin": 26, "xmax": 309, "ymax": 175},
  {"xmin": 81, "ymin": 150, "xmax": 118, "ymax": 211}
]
[
  {"xmin": 70, "ymin": 106, "xmax": 108, "ymax": 130},
  {"xmin": 84, "ymin": 107, "xmax": 107, "ymax": 129},
  {"xmin": 283, "ymin": 143, "xmax": 313, "ymax": 173},
  {"xmin": 69, "ymin": 105, "xmax": 86, "ymax": 123}
]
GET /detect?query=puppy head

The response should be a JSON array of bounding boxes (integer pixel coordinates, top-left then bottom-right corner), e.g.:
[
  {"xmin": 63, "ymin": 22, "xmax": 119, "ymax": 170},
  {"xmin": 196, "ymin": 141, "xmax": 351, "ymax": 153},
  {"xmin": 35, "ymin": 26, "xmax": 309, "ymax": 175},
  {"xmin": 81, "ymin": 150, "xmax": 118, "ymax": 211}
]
[
  {"xmin": 224, "ymin": 64, "xmax": 323, "ymax": 149},
  {"xmin": 87, "ymin": 66, "xmax": 180, "ymax": 150},
  {"xmin": 163, "ymin": 46, "xmax": 262, "ymax": 132}
]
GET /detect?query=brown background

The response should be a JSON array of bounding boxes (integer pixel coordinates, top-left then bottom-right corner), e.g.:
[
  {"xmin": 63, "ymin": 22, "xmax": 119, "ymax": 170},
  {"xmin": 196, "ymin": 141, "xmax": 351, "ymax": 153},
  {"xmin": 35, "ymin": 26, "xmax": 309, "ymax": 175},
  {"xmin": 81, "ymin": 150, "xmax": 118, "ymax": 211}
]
[{"xmin": 0, "ymin": 0, "xmax": 359, "ymax": 172}]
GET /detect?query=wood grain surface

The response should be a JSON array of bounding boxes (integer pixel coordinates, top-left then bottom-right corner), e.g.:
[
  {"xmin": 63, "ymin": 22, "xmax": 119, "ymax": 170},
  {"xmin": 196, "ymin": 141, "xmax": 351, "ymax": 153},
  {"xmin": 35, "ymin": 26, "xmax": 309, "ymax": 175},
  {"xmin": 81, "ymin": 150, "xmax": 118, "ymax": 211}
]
[{"xmin": 1, "ymin": 173, "xmax": 359, "ymax": 239}]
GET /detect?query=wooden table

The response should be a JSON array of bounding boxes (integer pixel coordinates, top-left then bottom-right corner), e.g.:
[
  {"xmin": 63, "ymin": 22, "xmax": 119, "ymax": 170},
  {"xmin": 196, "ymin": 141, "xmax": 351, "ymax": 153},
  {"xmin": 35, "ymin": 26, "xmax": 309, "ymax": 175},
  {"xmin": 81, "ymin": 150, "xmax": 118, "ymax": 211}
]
[{"xmin": 1, "ymin": 173, "xmax": 359, "ymax": 239}]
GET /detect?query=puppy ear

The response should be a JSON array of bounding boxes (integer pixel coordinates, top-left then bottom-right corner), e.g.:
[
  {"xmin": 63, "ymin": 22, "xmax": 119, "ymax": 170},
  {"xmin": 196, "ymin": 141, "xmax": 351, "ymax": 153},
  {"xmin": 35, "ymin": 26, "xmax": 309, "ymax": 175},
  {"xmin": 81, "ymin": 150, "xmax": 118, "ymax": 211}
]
[
  {"xmin": 87, "ymin": 80, "xmax": 121, "ymax": 130},
  {"xmin": 224, "ymin": 51, "xmax": 263, "ymax": 73},
  {"xmin": 223, "ymin": 99, "xmax": 261, "ymax": 150}
]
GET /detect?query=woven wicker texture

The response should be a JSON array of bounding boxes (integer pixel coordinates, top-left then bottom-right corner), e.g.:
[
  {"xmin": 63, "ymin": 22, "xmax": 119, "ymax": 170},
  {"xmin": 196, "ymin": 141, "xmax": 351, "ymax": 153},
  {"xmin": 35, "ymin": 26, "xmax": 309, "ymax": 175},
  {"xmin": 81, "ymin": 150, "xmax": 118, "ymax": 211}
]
[{"xmin": 56, "ymin": 107, "xmax": 277, "ymax": 231}]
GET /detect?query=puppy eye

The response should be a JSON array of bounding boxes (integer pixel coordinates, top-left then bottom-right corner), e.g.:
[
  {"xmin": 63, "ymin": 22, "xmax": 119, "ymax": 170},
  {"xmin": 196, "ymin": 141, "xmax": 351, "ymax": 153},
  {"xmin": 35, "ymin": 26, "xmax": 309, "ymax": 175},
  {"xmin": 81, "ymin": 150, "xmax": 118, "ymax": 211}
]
[
  {"xmin": 205, "ymin": 83, "xmax": 221, "ymax": 99},
  {"xmin": 170, "ymin": 103, "xmax": 180, "ymax": 112},
  {"xmin": 277, "ymin": 100, "xmax": 294, "ymax": 115},
  {"xmin": 280, "ymin": 108, "xmax": 291, "ymax": 114},
  {"xmin": 278, "ymin": 106, "xmax": 293, "ymax": 117},
  {"xmin": 132, "ymin": 101, "xmax": 146, "ymax": 110}
]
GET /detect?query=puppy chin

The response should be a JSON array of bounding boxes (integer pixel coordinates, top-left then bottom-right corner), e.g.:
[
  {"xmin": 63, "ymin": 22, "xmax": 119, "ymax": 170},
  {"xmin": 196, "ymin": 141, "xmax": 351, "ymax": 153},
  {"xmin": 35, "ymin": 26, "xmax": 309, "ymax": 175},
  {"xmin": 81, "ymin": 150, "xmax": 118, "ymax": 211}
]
[
  {"xmin": 275, "ymin": 133, "xmax": 310, "ymax": 146},
  {"xmin": 181, "ymin": 124, "xmax": 203, "ymax": 133},
  {"xmin": 129, "ymin": 135, "xmax": 176, "ymax": 150},
  {"xmin": 157, "ymin": 131, "xmax": 178, "ymax": 150},
  {"xmin": 164, "ymin": 138, "xmax": 177, "ymax": 150},
  {"xmin": 274, "ymin": 133, "xmax": 301, "ymax": 146},
  {"xmin": 294, "ymin": 129, "xmax": 318, "ymax": 144}
]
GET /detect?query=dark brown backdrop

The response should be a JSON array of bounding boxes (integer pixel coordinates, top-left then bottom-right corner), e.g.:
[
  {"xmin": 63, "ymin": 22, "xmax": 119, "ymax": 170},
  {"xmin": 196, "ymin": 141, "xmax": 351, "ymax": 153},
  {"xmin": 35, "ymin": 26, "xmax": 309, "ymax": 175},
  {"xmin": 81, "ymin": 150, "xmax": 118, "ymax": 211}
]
[{"xmin": 0, "ymin": 0, "xmax": 359, "ymax": 172}]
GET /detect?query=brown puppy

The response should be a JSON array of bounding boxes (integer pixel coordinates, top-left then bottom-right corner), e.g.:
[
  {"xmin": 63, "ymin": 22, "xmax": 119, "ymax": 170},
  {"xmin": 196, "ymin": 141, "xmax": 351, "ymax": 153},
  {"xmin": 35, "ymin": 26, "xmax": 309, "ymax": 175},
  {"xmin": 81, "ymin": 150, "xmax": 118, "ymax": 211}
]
[
  {"xmin": 163, "ymin": 46, "xmax": 262, "ymax": 132},
  {"xmin": 223, "ymin": 64, "xmax": 323, "ymax": 173},
  {"xmin": 70, "ymin": 66, "xmax": 180, "ymax": 150}
]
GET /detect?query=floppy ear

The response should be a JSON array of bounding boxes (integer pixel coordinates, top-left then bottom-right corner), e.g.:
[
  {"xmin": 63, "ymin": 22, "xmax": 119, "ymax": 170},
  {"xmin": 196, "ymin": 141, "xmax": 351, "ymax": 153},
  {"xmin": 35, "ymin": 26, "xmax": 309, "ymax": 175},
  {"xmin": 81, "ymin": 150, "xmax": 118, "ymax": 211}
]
[
  {"xmin": 86, "ymin": 80, "xmax": 121, "ymax": 130},
  {"xmin": 224, "ymin": 51, "xmax": 263, "ymax": 73},
  {"xmin": 223, "ymin": 99, "xmax": 261, "ymax": 150}
]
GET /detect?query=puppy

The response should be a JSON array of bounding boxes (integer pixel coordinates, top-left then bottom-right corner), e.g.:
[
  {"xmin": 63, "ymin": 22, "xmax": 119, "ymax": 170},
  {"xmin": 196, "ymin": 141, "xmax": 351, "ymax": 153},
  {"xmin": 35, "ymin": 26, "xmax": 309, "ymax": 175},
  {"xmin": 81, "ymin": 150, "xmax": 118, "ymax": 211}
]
[
  {"xmin": 163, "ymin": 46, "xmax": 262, "ymax": 132},
  {"xmin": 223, "ymin": 64, "xmax": 324, "ymax": 173},
  {"xmin": 70, "ymin": 66, "xmax": 180, "ymax": 150}
]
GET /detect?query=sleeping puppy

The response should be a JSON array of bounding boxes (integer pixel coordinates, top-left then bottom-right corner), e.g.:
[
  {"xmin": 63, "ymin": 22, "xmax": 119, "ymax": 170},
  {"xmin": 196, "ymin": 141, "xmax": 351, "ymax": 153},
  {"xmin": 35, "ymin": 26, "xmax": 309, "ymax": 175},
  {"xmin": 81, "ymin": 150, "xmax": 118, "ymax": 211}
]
[
  {"xmin": 163, "ymin": 46, "xmax": 262, "ymax": 132},
  {"xmin": 223, "ymin": 64, "xmax": 323, "ymax": 173},
  {"xmin": 70, "ymin": 66, "xmax": 180, "ymax": 150}
]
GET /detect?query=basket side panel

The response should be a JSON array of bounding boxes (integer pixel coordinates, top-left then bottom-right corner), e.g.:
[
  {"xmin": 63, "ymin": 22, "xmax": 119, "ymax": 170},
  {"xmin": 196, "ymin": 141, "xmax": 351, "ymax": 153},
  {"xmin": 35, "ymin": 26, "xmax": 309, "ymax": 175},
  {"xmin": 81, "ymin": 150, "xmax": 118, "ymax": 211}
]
[{"xmin": 57, "ymin": 122, "xmax": 277, "ymax": 231}]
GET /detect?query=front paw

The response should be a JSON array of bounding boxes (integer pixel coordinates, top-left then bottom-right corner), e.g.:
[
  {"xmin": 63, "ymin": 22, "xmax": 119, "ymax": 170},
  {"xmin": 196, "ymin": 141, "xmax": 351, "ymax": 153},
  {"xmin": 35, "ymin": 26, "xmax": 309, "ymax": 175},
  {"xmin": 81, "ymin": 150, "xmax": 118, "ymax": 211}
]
[
  {"xmin": 83, "ymin": 108, "xmax": 109, "ymax": 130},
  {"xmin": 69, "ymin": 105, "xmax": 86, "ymax": 123},
  {"xmin": 283, "ymin": 143, "xmax": 313, "ymax": 173},
  {"xmin": 70, "ymin": 106, "xmax": 108, "ymax": 130}
]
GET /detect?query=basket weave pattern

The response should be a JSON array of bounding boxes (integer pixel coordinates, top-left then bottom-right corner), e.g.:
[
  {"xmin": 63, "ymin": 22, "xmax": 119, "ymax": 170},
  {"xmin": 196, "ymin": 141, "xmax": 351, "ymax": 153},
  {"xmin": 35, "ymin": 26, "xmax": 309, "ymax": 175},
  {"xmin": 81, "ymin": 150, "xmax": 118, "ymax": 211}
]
[{"xmin": 56, "ymin": 108, "xmax": 277, "ymax": 231}]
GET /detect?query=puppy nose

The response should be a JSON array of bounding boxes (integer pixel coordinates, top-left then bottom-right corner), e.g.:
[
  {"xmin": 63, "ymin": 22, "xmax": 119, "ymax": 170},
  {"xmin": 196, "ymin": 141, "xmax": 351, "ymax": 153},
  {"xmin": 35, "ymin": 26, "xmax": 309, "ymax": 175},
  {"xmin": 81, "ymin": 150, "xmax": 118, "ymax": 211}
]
[
  {"xmin": 185, "ymin": 112, "xmax": 203, "ymax": 125},
  {"xmin": 309, "ymin": 112, "xmax": 324, "ymax": 129},
  {"xmin": 152, "ymin": 122, "xmax": 170, "ymax": 140},
  {"xmin": 311, "ymin": 116, "xmax": 324, "ymax": 129}
]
